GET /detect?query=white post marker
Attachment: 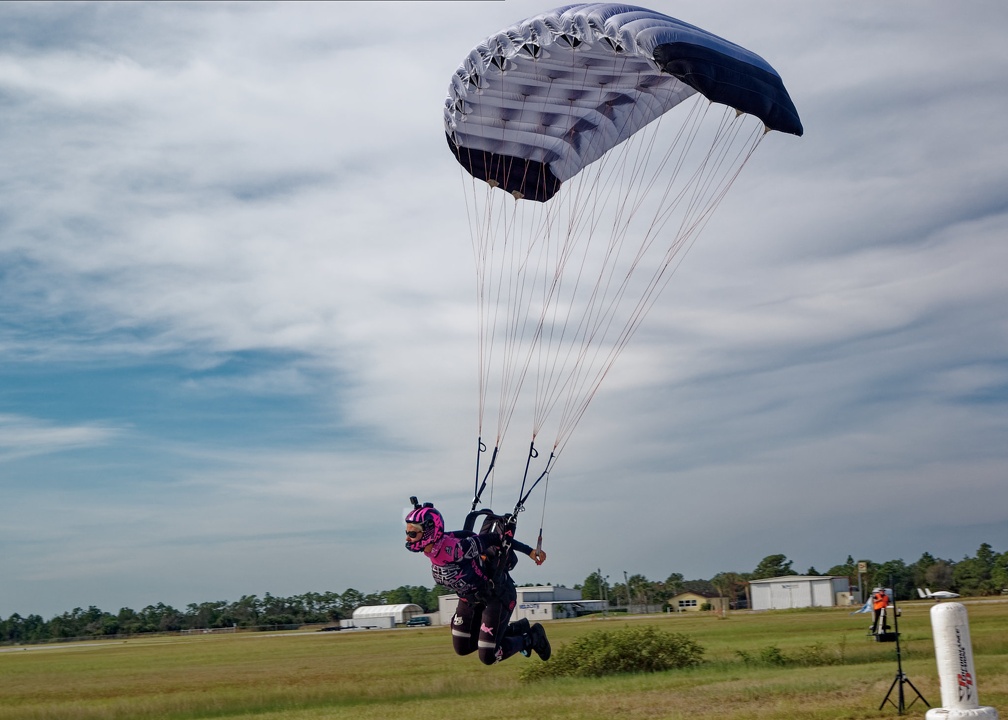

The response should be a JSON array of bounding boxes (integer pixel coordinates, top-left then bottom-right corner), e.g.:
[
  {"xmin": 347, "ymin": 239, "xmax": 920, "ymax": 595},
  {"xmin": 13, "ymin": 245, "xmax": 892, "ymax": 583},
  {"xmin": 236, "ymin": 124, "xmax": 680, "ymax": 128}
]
[{"xmin": 925, "ymin": 602, "xmax": 999, "ymax": 720}]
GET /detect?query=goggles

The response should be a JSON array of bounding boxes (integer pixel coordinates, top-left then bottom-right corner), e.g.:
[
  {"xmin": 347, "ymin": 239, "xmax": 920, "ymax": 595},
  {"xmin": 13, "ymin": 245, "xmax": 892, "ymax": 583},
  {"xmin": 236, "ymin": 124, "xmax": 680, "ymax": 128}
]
[{"xmin": 405, "ymin": 525, "xmax": 424, "ymax": 541}]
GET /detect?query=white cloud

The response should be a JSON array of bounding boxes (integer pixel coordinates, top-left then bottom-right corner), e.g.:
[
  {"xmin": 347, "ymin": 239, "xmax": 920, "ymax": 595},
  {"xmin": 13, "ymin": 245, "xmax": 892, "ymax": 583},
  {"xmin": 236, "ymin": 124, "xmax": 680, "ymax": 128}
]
[
  {"xmin": 1, "ymin": 1, "xmax": 1007, "ymax": 617},
  {"xmin": 0, "ymin": 414, "xmax": 119, "ymax": 461}
]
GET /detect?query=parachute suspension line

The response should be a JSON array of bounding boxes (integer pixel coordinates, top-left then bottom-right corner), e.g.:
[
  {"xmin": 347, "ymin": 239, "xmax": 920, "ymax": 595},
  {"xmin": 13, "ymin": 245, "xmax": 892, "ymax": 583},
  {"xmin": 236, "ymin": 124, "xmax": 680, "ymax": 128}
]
[
  {"xmin": 480, "ymin": 76, "xmax": 569, "ymax": 453},
  {"xmin": 466, "ymin": 159, "xmax": 519, "ymax": 503},
  {"xmin": 528, "ymin": 52, "xmax": 628, "ymax": 440},
  {"xmin": 648, "ymin": 107, "xmax": 765, "ymax": 298},
  {"xmin": 669, "ymin": 105, "xmax": 745, "ymax": 244},
  {"xmin": 495, "ymin": 187, "xmax": 550, "ymax": 444},
  {"xmin": 494, "ymin": 190, "xmax": 519, "ymax": 439},
  {"xmin": 466, "ymin": 163, "xmax": 515, "ymax": 441},
  {"xmin": 480, "ymin": 94, "xmax": 762, "ymax": 461},
  {"xmin": 548, "ymin": 103, "xmax": 768, "ymax": 456},
  {"xmin": 461, "ymin": 166, "xmax": 488, "ymax": 435},
  {"xmin": 546, "ymin": 83, "xmax": 674, "ymax": 441},
  {"xmin": 531, "ymin": 181, "xmax": 587, "ymax": 437},
  {"xmin": 532, "ymin": 73, "xmax": 683, "ymax": 451},
  {"xmin": 472, "ymin": 170, "xmax": 528, "ymax": 449},
  {"xmin": 524, "ymin": 51, "xmax": 657, "ymax": 446},
  {"xmin": 529, "ymin": 61, "xmax": 689, "ymax": 448},
  {"xmin": 470, "ymin": 60, "xmax": 537, "ymax": 455},
  {"xmin": 526, "ymin": 70, "xmax": 586, "ymax": 440},
  {"xmin": 459, "ymin": 160, "xmax": 492, "ymax": 507},
  {"xmin": 534, "ymin": 466, "xmax": 550, "ymax": 558},
  {"xmin": 466, "ymin": 170, "xmax": 509, "ymax": 513}
]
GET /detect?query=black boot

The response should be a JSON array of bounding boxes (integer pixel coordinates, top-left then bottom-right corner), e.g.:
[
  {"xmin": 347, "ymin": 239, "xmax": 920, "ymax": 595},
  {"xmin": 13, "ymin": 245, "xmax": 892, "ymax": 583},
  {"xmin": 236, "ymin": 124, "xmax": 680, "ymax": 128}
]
[
  {"xmin": 507, "ymin": 618, "xmax": 530, "ymax": 637},
  {"xmin": 523, "ymin": 622, "xmax": 551, "ymax": 661}
]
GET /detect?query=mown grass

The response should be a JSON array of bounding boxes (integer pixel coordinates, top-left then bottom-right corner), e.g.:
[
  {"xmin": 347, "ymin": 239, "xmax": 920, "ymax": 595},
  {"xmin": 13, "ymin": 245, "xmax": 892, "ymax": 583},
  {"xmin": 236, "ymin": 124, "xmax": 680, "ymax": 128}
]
[{"xmin": 2, "ymin": 600, "xmax": 1006, "ymax": 720}]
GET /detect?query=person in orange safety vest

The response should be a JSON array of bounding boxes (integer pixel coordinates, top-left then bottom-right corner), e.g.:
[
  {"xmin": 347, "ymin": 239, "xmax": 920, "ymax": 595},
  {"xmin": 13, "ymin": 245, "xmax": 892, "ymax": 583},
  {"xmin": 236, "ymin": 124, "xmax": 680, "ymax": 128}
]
[{"xmin": 869, "ymin": 587, "xmax": 890, "ymax": 634}]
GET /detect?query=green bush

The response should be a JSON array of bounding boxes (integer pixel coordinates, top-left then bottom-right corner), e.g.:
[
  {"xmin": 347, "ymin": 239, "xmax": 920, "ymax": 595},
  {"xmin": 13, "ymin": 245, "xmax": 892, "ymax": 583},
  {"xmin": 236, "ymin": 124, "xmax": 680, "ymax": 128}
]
[
  {"xmin": 519, "ymin": 625, "xmax": 704, "ymax": 682},
  {"xmin": 760, "ymin": 645, "xmax": 789, "ymax": 665},
  {"xmin": 735, "ymin": 642, "xmax": 841, "ymax": 667}
]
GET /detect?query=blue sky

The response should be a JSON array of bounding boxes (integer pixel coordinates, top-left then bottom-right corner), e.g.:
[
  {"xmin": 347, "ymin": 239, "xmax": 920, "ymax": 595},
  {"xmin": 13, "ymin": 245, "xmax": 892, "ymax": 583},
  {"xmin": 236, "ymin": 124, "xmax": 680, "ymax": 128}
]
[{"xmin": 2, "ymin": 1, "xmax": 1007, "ymax": 619}]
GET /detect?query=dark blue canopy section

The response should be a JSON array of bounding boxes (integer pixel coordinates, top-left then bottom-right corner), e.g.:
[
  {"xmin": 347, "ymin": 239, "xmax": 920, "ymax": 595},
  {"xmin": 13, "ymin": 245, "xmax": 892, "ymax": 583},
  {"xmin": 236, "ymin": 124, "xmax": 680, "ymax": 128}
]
[
  {"xmin": 653, "ymin": 42, "xmax": 803, "ymax": 137},
  {"xmin": 447, "ymin": 138, "xmax": 562, "ymax": 202}
]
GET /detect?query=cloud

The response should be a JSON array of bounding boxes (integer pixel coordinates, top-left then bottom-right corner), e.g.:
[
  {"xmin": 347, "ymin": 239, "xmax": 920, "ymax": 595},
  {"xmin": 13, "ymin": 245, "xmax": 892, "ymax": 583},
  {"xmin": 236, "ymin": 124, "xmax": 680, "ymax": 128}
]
[
  {"xmin": 0, "ymin": 414, "xmax": 119, "ymax": 462},
  {"xmin": 1, "ymin": 1, "xmax": 1007, "ymax": 618}
]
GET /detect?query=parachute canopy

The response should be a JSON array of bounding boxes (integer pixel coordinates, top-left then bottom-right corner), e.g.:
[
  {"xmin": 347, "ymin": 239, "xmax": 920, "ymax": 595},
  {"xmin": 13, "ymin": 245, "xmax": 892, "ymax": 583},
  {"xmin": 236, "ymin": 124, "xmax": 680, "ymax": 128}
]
[
  {"xmin": 445, "ymin": 3, "xmax": 802, "ymax": 202},
  {"xmin": 444, "ymin": 4, "xmax": 802, "ymax": 516}
]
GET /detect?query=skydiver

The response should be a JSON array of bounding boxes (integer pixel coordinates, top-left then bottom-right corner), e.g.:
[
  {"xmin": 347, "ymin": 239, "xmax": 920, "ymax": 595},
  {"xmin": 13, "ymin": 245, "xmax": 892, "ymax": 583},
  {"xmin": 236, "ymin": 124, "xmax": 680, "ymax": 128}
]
[{"xmin": 405, "ymin": 501, "xmax": 551, "ymax": 665}]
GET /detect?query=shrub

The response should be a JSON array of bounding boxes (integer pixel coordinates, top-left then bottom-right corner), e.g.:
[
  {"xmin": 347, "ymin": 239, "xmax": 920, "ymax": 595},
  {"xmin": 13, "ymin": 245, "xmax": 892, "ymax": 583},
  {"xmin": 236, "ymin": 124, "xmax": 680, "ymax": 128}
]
[
  {"xmin": 793, "ymin": 641, "xmax": 837, "ymax": 666},
  {"xmin": 759, "ymin": 645, "xmax": 789, "ymax": 665},
  {"xmin": 519, "ymin": 625, "xmax": 704, "ymax": 682},
  {"xmin": 735, "ymin": 642, "xmax": 841, "ymax": 667}
]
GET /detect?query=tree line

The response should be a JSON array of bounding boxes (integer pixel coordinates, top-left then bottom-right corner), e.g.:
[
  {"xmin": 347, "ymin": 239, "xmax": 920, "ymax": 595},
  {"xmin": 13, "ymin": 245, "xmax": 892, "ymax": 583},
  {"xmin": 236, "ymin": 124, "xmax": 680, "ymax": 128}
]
[
  {"xmin": 3, "ymin": 542, "xmax": 1005, "ymax": 645},
  {"xmin": 0, "ymin": 585, "xmax": 445, "ymax": 645},
  {"xmin": 578, "ymin": 543, "xmax": 1008, "ymax": 612}
]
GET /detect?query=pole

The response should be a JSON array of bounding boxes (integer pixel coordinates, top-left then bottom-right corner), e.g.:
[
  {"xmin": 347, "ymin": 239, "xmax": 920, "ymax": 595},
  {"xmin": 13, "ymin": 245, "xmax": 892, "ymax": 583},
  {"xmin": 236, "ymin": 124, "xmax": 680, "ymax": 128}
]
[{"xmin": 879, "ymin": 577, "xmax": 930, "ymax": 714}]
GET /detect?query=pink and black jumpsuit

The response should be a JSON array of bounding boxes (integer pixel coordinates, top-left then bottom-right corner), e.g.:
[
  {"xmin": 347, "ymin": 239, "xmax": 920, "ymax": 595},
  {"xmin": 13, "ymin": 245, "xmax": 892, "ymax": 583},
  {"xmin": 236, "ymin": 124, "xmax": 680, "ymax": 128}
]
[{"xmin": 426, "ymin": 530, "xmax": 533, "ymax": 664}]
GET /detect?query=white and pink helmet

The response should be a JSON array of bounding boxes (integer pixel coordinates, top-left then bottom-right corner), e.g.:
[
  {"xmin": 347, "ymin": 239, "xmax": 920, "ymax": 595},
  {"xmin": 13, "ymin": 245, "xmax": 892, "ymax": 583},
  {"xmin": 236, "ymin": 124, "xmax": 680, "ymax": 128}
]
[{"xmin": 405, "ymin": 500, "xmax": 444, "ymax": 552}]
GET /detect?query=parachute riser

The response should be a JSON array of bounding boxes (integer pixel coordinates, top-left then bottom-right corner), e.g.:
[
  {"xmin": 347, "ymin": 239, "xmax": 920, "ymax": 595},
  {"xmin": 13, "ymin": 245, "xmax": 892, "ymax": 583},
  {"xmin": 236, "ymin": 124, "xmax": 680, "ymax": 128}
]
[
  {"xmin": 516, "ymin": 439, "xmax": 539, "ymax": 512},
  {"xmin": 516, "ymin": 445, "xmax": 555, "ymax": 516},
  {"xmin": 471, "ymin": 438, "xmax": 498, "ymax": 512}
]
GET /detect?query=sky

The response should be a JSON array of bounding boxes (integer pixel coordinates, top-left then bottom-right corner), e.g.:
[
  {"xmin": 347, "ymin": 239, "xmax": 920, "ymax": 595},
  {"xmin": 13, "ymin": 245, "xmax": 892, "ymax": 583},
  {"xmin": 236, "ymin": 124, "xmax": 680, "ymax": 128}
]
[{"xmin": 1, "ymin": 1, "xmax": 1006, "ymax": 619}]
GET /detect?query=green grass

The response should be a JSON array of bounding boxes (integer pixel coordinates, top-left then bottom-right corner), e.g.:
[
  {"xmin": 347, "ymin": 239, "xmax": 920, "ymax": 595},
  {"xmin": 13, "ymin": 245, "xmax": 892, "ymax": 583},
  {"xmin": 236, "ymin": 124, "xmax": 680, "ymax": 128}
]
[{"xmin": 2, "ymin": 600, "xmax": 1006, "ymax": 720}]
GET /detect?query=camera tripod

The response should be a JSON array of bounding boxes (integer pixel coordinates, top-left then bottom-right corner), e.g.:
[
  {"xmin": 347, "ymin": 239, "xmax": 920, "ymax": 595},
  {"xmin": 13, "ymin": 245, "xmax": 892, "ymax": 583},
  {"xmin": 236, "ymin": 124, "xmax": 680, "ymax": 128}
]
[{"xmin": 877, "ymin": 585, "xmax": 929, "ymax": 714}]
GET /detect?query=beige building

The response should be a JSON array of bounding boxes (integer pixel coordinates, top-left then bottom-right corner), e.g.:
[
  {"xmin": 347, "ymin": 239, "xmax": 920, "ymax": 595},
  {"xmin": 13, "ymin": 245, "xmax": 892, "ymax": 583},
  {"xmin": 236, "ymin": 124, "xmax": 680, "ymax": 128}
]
[{"xmin": 667, "ymin": 590, "xmax": 729, "ymax": 612}]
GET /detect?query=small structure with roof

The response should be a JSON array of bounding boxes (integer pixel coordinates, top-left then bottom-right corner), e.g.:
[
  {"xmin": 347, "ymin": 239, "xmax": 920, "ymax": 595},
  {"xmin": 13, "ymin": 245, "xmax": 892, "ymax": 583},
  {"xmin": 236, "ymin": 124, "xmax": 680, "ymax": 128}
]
[
  {"xmin": 748, "ymin": 575, "xmax": 851, "ymax": 610},
  {"xmin": 668, "ymin": 590, "xmax": 729, "ymax": 612},
  {"xmin": 437, "ymin": 585, "xmax": 605, "ymax": 625},
  {"xmin": 343, "ymin": 603, "xmax": 425, "ymax": 629}
]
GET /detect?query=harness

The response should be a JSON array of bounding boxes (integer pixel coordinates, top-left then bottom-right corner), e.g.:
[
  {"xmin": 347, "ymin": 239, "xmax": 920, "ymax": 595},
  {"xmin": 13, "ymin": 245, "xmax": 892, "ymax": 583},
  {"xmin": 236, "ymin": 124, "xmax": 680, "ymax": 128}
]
[{"xmin": 463, "ymin": 508, "xmax": 519, "ymax": 585}]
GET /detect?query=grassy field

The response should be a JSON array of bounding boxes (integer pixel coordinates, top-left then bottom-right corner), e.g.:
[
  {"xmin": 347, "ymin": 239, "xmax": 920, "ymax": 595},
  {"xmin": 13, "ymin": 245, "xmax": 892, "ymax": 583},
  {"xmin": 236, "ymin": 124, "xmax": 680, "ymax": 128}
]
[{"xmin": 2, "ymin": 600, "xmax": 1006, "ymax": 720}]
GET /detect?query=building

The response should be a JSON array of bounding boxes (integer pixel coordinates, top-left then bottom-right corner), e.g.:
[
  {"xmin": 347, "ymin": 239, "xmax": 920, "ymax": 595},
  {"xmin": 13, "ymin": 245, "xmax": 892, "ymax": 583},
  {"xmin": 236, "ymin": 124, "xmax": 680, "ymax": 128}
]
[
  {"xmin": 748, "ymin": 575, "xmax": 852, "ymax": 611},
  {"xmin": 437, "ymin": 585, "xmax": 605, "ymax": 625},
  {"xmin": 342, "ymin": 603, "xmax": 425, "ymax": 629},
  {"xmin": 668, "ymin": 590, "xmax": 729, "ymax": 612}
]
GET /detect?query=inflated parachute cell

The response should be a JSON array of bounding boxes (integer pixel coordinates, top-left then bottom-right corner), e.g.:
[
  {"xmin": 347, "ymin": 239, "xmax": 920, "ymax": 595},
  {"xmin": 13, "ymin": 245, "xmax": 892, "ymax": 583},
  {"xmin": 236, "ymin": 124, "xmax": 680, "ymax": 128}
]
[{"xmin": 444, "ymin": 3, "xmax": 803, "ymax": 201}]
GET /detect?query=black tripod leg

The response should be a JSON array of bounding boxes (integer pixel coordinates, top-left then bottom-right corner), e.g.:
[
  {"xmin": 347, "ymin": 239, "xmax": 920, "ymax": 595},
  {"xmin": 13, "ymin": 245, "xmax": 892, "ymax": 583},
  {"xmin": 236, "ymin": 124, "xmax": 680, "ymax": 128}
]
[
  {"xmin": 902, "ymin": 676, "xmax": 930, "ymax": 709},
  {"xmin": 880, "ymin": 674, "xmax": 901, "ymax": 711},
  {"xmin": 880, "ymin": 673, "xmax": 930, "ymax": 713}
]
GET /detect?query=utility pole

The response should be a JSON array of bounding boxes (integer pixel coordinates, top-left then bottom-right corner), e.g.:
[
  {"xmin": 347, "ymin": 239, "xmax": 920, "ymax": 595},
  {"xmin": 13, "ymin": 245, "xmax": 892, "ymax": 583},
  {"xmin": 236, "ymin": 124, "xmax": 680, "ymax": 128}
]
[{"xmin": 597, "ymin": 568, "xmax": 609, "ymax": 617}]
